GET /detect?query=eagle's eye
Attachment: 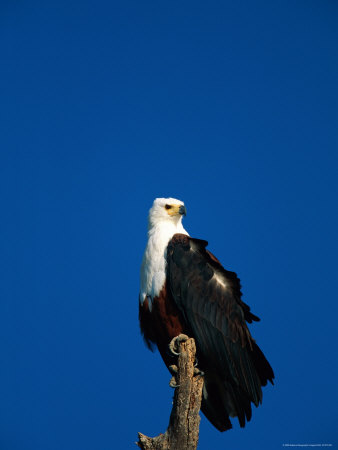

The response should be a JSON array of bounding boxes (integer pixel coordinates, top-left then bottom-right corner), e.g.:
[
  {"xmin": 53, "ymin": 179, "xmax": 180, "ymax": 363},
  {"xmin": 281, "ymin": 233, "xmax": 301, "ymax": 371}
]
[{"xmin": 165, "ymin": 204, "xmax": 172, "ymax": 210}]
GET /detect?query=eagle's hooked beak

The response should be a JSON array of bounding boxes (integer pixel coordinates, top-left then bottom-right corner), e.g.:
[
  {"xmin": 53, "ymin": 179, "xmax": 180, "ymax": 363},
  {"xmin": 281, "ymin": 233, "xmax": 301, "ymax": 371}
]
[
  {"xmin": 179, "ymin": 205, "xmax": 187, "ymax": 216},
  {"xmin": 166, "ymin": 203, "xmax": 187, "ymax": 217}
]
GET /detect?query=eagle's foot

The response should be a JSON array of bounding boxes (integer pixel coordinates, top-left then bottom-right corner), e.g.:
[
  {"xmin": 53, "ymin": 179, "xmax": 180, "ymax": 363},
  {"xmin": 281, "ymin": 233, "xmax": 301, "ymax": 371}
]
[
  {"xmin": 169, "ymin": 376, "xmax": 180, "ymax": 388},
  {"xmin": 168, "ymin": 334, "xmax": 189, "ymax": 356},
  {"xmin": 194, "ymin": 357, "xmax": 204, "ymax": 377},
  {"xmin": 169, "ymin": 364, "xmax": 178, "ymax": 375},
  {"xmin": 193, "ymin": 367, "xmax": 204, "ymax": 378}
]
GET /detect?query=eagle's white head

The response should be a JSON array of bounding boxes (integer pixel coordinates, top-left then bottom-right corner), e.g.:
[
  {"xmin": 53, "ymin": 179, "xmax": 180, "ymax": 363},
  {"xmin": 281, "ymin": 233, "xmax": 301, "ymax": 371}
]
[{"xmin": 148, "ymin": 197, "xmax": 187, "ymax": 230}]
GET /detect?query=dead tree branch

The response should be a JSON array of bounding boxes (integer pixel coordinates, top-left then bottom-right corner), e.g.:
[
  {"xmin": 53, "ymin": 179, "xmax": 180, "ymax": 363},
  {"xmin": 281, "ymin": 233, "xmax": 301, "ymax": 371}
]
[{"xmin": 137, "ymin": 335, "xmax": 204, "ymax": 450}]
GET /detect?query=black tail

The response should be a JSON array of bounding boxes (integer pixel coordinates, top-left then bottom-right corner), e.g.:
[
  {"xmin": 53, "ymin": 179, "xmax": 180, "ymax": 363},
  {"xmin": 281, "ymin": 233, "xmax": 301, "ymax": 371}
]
[
  {"xmin": 251, "ymin": 342, "xmax": 275, "ymax": 386},
  {"xmin": 201, "ymin": 373, "xmax": 253, "ymax": 432},
  {"xmin": 201, "ymin": 344, "xmax": 274, "ymax": 432}
]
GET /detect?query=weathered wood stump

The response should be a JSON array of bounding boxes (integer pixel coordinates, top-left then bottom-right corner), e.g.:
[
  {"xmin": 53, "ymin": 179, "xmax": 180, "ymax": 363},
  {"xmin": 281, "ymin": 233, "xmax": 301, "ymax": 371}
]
[{"xmin": 137, "ymin": 336, "xmax": 204, "ymax": 450}]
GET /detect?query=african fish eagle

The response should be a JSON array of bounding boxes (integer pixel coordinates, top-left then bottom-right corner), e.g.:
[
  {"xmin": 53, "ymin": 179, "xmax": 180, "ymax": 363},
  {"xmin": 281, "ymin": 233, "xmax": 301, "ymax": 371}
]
[{"xmin": 139, "ymin": 197, "xmax": 274, "ymax": 431}]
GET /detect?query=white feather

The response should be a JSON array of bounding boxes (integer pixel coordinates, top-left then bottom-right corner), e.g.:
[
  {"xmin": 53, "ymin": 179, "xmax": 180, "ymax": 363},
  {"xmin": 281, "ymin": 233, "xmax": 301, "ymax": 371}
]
[{"xmin": 139, "ymin": 198, "xmax": 189, "ymax": 310}]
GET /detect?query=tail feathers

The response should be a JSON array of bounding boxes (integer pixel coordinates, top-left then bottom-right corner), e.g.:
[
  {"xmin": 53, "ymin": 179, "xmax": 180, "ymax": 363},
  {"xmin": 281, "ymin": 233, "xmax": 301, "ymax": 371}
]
[
  {"xmin": 251, "ymin": 342, "xmax": 275, "ymax": 386},
  {"xmin": 201, "ymin": 374, "xmax": 253, "ymax": 432},
  {"xmin": 201, "ymin": 381, "xmax": 232, "ymax": 432},
  {"xmin": 200, "ymin": 344, "xmax": 274, "ymax": 432}
]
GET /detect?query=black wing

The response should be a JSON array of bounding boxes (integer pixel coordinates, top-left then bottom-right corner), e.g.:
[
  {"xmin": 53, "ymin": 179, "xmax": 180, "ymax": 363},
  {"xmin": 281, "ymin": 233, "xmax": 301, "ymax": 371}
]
[{"xmin": 166, "ymin": 233, "xmax": 274, "ymax": 431}]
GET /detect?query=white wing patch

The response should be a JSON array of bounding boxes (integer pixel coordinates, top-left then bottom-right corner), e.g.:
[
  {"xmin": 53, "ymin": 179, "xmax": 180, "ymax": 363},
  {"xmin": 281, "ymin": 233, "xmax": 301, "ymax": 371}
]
[{"xmin": 213, "ymin": 272, "xmax": 227, "ymax": 289}]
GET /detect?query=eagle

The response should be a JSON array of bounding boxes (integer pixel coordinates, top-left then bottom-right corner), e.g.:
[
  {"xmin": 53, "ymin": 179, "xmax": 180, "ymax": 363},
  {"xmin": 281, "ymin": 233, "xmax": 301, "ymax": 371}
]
[{"xmin": 139, "ymin": 197, "xmax": 274, "ymax": 431}]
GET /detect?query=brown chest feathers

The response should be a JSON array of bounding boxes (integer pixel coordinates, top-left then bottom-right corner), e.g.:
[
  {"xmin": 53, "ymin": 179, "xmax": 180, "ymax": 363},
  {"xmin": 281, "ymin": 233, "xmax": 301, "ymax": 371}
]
[{"xmin": 139, "ymin": 283, "xmax": 189, "ymax": 363}]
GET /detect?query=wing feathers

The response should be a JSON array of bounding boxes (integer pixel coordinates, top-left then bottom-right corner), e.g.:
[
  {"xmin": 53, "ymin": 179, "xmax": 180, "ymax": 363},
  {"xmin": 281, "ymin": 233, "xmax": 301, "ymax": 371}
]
[{"xmin": 167, "ymin": 233, "xmax": 274, "ymax": 430}]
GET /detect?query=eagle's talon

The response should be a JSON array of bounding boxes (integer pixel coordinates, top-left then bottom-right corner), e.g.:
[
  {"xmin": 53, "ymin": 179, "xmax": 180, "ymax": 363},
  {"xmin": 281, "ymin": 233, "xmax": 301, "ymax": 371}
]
[
  {"xmin": 169, "ymin": 334, "xmax": 189, "ymax": 356},
  {"xmin": 168, "ymin": 346, "xmax": 179, "ymax": 356},
  {"xmin": 169, "ymin": 364, "xmax": 178, "ymax": 375},
  {"xmin": 194, "ymin": 367, "xmax": 204, "ymax": 378},
  {"xmin": 169, "ymin": 376, "xmax": 180, "ymax": 388}
]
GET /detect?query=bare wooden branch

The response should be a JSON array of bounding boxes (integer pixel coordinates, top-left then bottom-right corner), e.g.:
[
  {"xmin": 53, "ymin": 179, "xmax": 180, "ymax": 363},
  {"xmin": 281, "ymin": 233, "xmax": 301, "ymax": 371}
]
[{"xmin": 137, "ymin": 336, "xmax": 204, "ymax": 450}]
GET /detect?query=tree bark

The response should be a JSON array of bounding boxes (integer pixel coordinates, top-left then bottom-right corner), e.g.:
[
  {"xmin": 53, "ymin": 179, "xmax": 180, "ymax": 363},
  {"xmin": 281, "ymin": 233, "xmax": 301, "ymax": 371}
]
[{"xmin": 137, "ymin": 336, "xmax": 204, "ymax": 450}]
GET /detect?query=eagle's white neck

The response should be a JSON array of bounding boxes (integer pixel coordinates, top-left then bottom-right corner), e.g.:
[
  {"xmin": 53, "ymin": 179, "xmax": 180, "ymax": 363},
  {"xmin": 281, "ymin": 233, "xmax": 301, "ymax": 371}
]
[{"xmin": 139, "ymin": 219, "xmax": 189, "ymax": 308}]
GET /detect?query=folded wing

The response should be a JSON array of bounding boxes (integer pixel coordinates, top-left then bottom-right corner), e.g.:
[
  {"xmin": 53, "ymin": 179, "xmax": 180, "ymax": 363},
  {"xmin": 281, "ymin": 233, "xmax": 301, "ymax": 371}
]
[{"xmin": 166, "ymin": 233, "xmax": 274, "ymax": 431}]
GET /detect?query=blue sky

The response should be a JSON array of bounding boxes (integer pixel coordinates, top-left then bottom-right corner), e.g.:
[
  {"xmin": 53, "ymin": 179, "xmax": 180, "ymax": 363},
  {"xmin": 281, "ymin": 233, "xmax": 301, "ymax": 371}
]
[{"xmin": 1, "ymin": 1, "xmax": 337, "ymax": 449}]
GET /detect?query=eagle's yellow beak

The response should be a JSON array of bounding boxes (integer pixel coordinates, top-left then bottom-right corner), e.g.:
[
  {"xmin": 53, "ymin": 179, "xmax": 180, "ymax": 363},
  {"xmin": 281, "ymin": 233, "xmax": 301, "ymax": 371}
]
[{"xmin": 166, "ymin": 204, "xmax": 187, "ymax": 216}]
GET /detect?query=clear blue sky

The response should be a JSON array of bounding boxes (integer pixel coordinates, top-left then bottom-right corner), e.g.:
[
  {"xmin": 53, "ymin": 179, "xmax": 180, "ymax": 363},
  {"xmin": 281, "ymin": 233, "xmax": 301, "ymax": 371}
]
[{"xmin": 1, "ymin": 1, "xmax": 337, "ymax": 449}]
